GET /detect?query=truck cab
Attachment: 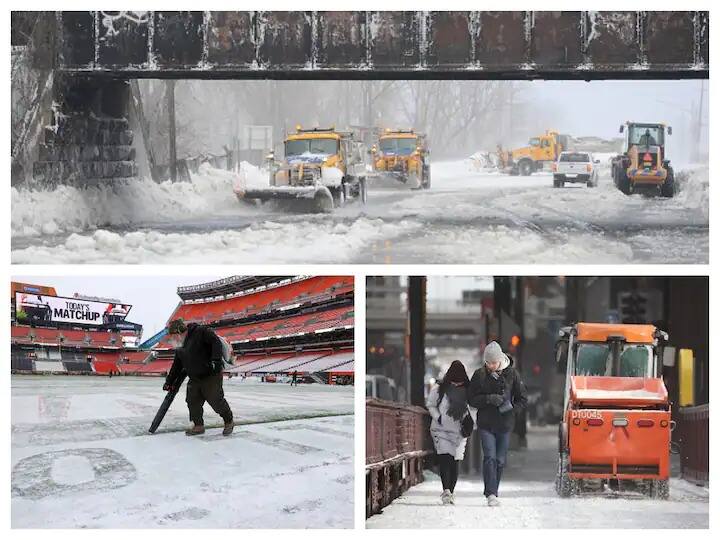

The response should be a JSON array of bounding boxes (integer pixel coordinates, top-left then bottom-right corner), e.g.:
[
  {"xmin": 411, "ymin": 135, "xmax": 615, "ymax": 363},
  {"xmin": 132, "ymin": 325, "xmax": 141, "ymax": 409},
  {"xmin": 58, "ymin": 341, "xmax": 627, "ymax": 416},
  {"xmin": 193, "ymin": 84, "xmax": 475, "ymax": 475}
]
[
  {"xmin": 555, "ymin": 322, "xmax": 671, "ymax": 499},
  {"xmin": 498, "ymin": 130, "xmax": 570, "ymax": 176},
  {"xmin": 371, "ymin": 129, "xmax": 430, "ymax": 189},
  {"xmin": 239, "ymin": 126, "xmax": 368, "ymax": 212}
]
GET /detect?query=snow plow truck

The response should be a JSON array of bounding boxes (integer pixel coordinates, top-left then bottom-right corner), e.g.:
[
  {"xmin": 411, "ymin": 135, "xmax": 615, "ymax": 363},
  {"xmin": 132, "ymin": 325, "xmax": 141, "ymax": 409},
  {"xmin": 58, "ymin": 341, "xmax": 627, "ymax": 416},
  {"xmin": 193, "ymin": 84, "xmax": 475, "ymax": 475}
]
[
  {"xmin": 555, "ymin": 322, "xmax": 672, "ymax": 499},
  {"xmin": 237, "ymin": 126, "xmax": 368, "ymax": 213},
  {"xmin": 497, "ymin": 130, "xmax": 570, "ymax": 176},
  {"xmin": 370, "ymin": 128, "xmax": 430, "ymax": 189},
  {"xmin": 611, "ymin": 121, "xmax": 675, "ymax": 197}
]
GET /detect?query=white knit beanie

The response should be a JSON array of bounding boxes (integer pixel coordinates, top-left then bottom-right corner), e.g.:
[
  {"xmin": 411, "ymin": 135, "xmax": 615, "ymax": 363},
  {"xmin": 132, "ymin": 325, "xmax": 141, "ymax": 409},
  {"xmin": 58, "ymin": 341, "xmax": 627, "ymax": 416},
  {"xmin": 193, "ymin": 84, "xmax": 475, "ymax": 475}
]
[{"xmin": 483, "ymin": 341, "xmax": 510, "ymax": 370}]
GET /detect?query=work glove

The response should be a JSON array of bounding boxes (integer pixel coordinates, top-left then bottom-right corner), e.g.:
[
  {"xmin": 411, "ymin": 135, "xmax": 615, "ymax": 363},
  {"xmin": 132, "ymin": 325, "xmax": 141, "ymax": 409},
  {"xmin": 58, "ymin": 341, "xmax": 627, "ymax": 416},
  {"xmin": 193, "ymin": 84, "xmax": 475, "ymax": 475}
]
[
  {"xmin": 163, "ymin": 382, "xmax": 174, "ymax": 392},
  {"xmin": 487, "ymin": 394, "xmax": 504, "ymax": 407}
]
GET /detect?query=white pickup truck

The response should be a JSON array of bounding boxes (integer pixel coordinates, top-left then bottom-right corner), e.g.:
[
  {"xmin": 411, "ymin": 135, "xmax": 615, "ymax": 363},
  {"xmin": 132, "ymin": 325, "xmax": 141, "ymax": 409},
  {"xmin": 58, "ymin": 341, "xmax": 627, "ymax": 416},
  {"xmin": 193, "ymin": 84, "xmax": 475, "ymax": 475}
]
[{"xmin": 552, "ymin": 151, "xmax": 600, "ymax": 188}]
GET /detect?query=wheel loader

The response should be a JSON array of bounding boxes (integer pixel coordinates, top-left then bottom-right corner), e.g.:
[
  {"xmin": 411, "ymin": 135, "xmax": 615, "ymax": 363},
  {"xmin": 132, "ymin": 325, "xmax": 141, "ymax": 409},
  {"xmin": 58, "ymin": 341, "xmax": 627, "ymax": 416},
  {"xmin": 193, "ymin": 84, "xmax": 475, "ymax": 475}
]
[
  {"xmin": 555, "ymin": 323, "xmax": 672, "ymax": 499},
  {"xmin": 370, "ymin": 128, "xmax": 430, "ymax": 189},
  {"xmin": 497, "ymin": 130, "xmax": 570, "ymax": 176},
  {"xmin": 236, "ymin": 126, "xmax": 368, "ymax": 213},
  {"xmin": 611, "ymin": 122, "xmax": 675, "ymax": 197}
]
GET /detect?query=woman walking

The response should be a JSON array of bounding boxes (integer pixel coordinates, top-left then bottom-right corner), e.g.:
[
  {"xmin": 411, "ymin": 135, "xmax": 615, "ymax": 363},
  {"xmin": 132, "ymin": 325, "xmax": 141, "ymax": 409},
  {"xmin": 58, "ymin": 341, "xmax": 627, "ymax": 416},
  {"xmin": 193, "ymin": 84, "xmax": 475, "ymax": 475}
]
[
  {"xmin": 427, "ymin": 360, "xmax": 475, "ymax": 505},
  {"xmin": 468, "ymin": 341, "xmax": 528, "ymax": 507}
]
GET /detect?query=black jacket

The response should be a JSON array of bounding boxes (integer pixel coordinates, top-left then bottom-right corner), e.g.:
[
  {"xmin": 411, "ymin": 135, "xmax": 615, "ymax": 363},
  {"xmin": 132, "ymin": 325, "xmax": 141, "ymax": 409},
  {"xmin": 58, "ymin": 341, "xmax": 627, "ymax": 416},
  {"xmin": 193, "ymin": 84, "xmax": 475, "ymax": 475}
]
[
  {"xmin": 166, "ymin": 323, "xmax": 223, "ymax": 383},
  {"xmin": 467, "ymin": 359, "xmax": 528, "ymax": 433}
]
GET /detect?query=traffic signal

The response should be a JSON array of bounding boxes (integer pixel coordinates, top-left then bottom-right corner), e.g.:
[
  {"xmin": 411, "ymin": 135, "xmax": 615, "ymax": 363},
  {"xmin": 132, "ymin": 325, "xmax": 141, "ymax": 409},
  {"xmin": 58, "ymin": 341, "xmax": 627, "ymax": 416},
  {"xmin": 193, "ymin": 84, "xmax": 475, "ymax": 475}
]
[{"xmin": 619, "ymin": 291, "xmax": 648, "ymax": 323}]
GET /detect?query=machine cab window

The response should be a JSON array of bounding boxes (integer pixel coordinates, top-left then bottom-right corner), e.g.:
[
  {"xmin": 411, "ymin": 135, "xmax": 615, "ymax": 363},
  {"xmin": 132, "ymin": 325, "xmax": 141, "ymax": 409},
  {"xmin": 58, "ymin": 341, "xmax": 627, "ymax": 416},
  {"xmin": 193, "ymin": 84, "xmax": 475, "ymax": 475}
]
[{"xmin": 574, "ymin": 342, "xmax": 653, "ymax": 377}]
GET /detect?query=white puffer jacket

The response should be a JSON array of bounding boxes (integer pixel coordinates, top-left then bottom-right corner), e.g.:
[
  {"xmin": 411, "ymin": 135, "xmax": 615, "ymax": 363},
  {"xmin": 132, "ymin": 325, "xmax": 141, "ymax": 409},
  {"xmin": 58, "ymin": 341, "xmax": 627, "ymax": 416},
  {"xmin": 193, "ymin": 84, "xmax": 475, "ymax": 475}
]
[{"xmin": 426, "ymin": 384, "xmax": 476, "ymax": 460}]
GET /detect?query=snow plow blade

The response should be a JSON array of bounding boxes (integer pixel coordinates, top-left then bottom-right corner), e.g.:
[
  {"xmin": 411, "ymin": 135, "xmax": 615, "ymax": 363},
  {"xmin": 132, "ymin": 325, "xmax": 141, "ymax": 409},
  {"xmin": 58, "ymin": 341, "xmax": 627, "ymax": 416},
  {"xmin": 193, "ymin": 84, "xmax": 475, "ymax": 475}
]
[
  {"xmin": 369, "ymin": 171, "xmax": 421, "ymax": 189},
  {"xmin": 571, "ymin": 376, "xmax": 668, "ymax": 407},
  {"xmin": 240, "ymin": 185, "xmax": 334, "ymax": 212},
  {"xmin": 241, "ymin": 186, "xmax": 328, "ymax": 201}
]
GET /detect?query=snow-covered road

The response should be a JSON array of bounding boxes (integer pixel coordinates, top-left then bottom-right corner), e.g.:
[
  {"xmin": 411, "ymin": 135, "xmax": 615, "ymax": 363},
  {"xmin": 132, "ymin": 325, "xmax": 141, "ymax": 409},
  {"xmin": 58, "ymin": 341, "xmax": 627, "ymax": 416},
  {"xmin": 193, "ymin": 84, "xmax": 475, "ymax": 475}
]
[
  {"xmin": 11, "ymin": 160, "xmax": 708, "ymax": 263},
  {"xmin": 11, "ymin": 376, "xmax": 354, "ymax": 528},
  {"xmin": 366, "ymin": 426, "xmax": 709, "ymax": 529}
]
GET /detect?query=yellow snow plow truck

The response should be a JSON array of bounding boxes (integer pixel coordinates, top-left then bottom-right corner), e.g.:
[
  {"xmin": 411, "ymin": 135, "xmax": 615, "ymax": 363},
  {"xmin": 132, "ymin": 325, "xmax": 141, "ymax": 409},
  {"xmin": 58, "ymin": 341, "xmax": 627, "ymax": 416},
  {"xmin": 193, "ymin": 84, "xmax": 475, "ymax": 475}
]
[
  {"xmin": 611, "ymin": 122, "xmax": 675, "ymax": 197},
  {"xmin": 239, "ymin": 126, "xmax": 368, "ymax": 213},
  {"xmin": 371, "ymin": 129, "xmax": 430, "ymax": 189},
  {"xmin": 497, "ymin": 130, "xmax": 570, "ymax": 176}
]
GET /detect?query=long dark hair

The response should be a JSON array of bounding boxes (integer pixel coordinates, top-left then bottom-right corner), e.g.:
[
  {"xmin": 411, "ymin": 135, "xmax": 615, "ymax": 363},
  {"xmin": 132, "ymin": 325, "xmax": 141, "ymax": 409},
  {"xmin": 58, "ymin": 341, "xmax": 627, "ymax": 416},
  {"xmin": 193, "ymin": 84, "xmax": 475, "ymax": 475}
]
[{"xmin": 438, "ymin": 360, "xmax": 469, "ymax": 401}]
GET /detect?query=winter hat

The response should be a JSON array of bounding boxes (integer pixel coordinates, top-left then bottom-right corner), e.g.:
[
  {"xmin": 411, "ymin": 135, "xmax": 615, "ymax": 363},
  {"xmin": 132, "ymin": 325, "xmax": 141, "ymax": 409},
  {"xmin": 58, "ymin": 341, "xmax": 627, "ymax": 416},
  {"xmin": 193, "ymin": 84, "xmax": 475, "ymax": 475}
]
[
  {"xmin": 483, "ymin": 341, "xmax": 510, "ymax": 371},
  {"xmin": 442, "ymin": 360, "xmax": 470, "ymax": 386}
]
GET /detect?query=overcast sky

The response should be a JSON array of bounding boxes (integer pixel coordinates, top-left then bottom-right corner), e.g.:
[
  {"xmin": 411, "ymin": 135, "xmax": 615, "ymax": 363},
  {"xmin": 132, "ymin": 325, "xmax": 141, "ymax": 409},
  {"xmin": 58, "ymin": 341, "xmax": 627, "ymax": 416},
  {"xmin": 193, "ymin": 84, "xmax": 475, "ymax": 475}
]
[
  {"xmin": 12, "ymin": 275, "xmax": 224, "ymax": 339},
  {"xmin": 427, "ymin": 276, "xmax": 493, "ymax": 299},
  {"xmin": 520, "ymin": 79, "xmax": 708, "ymax": 165}
]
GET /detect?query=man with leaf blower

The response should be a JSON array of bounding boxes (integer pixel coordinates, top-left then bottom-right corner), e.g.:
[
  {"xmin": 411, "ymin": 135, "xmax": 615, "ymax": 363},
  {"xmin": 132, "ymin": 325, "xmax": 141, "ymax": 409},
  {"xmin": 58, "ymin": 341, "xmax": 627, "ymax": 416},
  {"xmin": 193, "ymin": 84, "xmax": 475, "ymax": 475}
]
[{"xmin": 164, "ymin": 318, "xmax": 235, "ymax": 436}]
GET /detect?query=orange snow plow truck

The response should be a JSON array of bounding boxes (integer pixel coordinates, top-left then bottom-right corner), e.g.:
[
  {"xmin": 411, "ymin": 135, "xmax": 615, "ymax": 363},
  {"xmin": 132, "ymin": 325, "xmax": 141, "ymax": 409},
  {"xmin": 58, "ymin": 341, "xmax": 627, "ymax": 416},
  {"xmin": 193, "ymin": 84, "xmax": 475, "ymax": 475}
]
[{"xmin": 555, "ymin": 322, "xmax": 672, "ymax": 499}]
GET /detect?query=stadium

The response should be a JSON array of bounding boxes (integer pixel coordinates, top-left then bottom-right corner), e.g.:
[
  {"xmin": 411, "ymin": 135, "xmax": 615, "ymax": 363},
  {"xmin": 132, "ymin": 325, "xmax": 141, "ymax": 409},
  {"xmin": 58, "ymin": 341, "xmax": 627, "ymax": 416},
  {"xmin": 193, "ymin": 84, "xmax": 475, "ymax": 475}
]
[
  {"xmin": 11, "ymin": 276, "xmax": 355, "ymax": 385},
  {"xmin": 11, "ymin": 275, "xmax": 355, "ymax": 529}
]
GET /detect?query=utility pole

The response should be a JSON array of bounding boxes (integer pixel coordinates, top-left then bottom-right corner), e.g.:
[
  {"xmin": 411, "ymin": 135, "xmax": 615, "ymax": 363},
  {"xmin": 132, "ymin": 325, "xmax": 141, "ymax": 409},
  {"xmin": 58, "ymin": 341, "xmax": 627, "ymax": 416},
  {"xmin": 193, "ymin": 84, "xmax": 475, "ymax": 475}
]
[
  {"xmin": 695, "ymin": 80, "xmax": 705, "ymax": 162},
  {"xmin": 167, "ymin": 80, "xmax": 177, "ymax": 182}
]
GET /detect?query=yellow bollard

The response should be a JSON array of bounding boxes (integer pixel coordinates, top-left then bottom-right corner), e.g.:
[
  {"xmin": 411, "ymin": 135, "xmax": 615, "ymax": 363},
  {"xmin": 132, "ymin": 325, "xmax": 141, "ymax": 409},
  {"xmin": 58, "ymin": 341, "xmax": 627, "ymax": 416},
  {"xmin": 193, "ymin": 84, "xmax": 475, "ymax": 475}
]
[{"xmin": 678, "ymin": 348, "xmax": 695, "ymax": 407}]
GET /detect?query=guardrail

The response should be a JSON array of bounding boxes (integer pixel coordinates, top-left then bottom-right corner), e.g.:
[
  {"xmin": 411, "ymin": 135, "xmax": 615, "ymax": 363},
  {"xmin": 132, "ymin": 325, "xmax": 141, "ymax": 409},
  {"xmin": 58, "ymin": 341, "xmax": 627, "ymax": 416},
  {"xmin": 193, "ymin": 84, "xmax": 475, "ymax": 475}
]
[
  {"xmin": 366, "ymin": 398, "xmax": 432, "ymax": 518},
  {"xmin": 676, "ymin": 403, "xmax": 709, "ymax": 484}
]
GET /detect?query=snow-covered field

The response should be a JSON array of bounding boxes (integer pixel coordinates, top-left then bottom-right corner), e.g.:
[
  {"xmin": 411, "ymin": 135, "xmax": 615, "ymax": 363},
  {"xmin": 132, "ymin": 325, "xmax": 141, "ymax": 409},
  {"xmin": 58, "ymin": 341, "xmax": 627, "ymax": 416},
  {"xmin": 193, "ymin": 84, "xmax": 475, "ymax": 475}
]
[
  {"xmin": 11, "ymin": 160, "xmax": 708, "ymax": 263},
  {"xmin": 366, "ymin": 426, "xmax": 709, "ymax": 529},
  {"xmin": 11, "ymin": 375, "xmax": 354, "ymax": 528}
]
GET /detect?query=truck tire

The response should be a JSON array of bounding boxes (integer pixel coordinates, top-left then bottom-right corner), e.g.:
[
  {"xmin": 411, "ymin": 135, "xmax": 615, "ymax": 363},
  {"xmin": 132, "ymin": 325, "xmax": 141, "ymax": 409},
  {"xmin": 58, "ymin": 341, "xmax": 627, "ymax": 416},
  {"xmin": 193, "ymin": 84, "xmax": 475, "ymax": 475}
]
[
  {"xmin": 647, "ymin": 479, "xmax": 670, "ymax": 500},
  {"xmin": 519, "ymin": 160, "xmax": 533, "ymax": 176},
  {"xmin": 555, "ymin": 452, "xmax": 578, "ymax": 497},
  {"xmin": 422, "ymin": 166, "xmax": 431, "ymax": 189},
  {"xmin": 615, "ymin": 166, "xmax": 631, "ymax": 195},
  {"xmin": 660, "ymin": 167, "xmax": 675, "ymax": 198},
  {"xmin": 359, "ymin": 177, "xmax": 368, "ymax": 204},
  {"xmin": 558, "ymin": 422, "xmax": 567, "ymax": 453}
]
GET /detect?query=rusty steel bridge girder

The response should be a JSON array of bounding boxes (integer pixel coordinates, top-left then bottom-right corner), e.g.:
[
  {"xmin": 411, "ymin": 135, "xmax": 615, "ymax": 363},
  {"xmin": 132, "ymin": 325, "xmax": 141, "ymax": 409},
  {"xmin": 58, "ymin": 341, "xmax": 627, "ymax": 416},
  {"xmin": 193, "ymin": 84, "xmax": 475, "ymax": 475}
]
[{"xmin": 49, "ymin": 10, "xmax": 708, "ymax": 80}]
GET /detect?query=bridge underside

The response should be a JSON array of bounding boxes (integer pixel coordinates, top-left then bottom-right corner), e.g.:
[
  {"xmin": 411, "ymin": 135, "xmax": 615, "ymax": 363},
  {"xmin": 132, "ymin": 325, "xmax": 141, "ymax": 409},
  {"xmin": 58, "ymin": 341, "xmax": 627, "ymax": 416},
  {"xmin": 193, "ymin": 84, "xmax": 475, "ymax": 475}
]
[
  {"xmin": 13, "ymin": 10, "xmax": 709, "ymax": 186},
  {"xmin": 52, "ymin": 11, "xmax": 708, "ymax": 80}
]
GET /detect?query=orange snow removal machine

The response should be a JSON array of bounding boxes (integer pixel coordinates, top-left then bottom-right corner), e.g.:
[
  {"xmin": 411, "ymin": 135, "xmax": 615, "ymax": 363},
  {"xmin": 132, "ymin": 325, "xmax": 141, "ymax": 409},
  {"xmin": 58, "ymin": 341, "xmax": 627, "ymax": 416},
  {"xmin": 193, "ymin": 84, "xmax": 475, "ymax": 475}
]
[{"xmin": 555, "ymin": 322, "xmax": 672, "ymax": 499}]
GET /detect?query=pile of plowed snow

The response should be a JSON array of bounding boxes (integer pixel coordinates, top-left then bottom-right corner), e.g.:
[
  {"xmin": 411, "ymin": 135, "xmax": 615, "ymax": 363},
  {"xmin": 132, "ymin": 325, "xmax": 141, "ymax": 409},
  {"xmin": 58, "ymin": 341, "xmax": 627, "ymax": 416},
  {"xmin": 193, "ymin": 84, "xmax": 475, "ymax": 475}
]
[
  {"xmin": 675, "ymin": 165, "xmax": 709, "ymax": 219},
  {"xmin": 11, "ymin": 217, "xmax": 420, "ymax": 264},
  {"xmin": 12, "ymin": 162, "xmax": 267, "ymax": 237}
]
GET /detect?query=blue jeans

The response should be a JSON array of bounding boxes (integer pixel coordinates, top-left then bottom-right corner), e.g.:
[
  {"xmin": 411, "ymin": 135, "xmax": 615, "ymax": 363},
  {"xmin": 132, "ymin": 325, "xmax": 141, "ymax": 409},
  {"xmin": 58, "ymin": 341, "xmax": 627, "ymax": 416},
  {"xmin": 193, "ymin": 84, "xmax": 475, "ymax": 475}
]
[{"xmin": 479, "ymin": 429, "xmax": 511, "ymax": 497}]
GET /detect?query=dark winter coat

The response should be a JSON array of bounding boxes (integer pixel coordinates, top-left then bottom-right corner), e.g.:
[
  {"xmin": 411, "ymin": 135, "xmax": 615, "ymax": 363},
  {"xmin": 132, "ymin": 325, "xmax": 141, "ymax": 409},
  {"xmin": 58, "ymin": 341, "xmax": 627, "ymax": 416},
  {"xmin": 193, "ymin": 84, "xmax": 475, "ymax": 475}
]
[
  {"xmin": 166, "ymin": 323, "xmax": 224, "ymax": 383},
  {"xmin": 467, "ymin": 359, "xmax": 528, "ymax": 433}
]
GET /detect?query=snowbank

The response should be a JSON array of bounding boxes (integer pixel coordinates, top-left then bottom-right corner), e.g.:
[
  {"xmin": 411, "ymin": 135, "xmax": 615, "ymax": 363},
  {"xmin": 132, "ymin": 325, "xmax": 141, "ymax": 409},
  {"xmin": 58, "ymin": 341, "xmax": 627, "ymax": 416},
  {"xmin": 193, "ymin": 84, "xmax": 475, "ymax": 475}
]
[
  {"xmin": 12, "ymin": 163, "xmax": 265, "ymax": 237},
  {"xmin": 11, "ymin": 217, "xmax": 419, "ymax": 264},
  {"xmin": 674, "ymin": 166, "xmax": 709, "ymax": 220}
]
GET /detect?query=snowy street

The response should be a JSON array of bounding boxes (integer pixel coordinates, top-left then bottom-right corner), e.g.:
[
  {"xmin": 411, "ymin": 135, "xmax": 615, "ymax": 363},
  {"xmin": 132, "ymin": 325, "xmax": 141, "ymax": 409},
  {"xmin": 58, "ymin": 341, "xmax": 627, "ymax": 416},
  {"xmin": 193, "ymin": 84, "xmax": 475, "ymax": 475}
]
[
  {"xmin": 11, "ymin": 375, "xmax": 354, "ymax": 528},
  {"xmin": 11, "ymin": 160, "xmax": 708, "ymax": 264},
  {"xmin": 366, "ymin": 426, "xmax": 708, "ymax": 529}
]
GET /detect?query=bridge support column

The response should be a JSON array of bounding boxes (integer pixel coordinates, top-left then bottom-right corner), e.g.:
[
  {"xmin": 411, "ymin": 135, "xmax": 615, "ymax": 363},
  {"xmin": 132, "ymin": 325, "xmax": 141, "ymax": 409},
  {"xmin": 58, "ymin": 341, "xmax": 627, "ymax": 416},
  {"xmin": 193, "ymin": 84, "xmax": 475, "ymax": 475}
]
[
  {"xmin": 408, "ymin": 276, "xmax": 427, "ymax": 408},
  {"xmin": 32, "ymin": 76, "xmax": 138, "ymax": 186}
]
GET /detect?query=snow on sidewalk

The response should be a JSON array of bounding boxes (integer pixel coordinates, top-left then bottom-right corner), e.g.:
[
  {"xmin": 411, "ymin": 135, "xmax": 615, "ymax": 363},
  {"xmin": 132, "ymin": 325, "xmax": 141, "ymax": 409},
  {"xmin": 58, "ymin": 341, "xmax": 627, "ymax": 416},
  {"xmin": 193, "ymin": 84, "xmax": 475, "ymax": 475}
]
[
  {"xmin": 366, "ymin": 472, "xmax": 708, "ymax": 529},
  {"xmin": 368, "ymin": 425, "xmax": 708, "ymax": 529},
  {"xmin": 11, "ymin": 376, "xmax": 354, "ymax": 528}
]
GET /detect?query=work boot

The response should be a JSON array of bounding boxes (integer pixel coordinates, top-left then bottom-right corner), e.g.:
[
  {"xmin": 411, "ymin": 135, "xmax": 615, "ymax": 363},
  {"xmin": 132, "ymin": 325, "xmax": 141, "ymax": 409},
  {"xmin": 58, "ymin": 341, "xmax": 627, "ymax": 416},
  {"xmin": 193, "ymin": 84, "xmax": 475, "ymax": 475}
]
[
  {"xmin": 222, "ymin": 420, "xmax": 234, "ymax": 436},
  {"xmin": 185, "ymin": 424, "xmax": 205, "ymax": 436},
  {"xmin": 487, "ymin": 494, "xmax": 500, "ymax": 507},
  {"xmin": 441, "ymin": 489, "xmax": 452, "ymax": 505}
]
